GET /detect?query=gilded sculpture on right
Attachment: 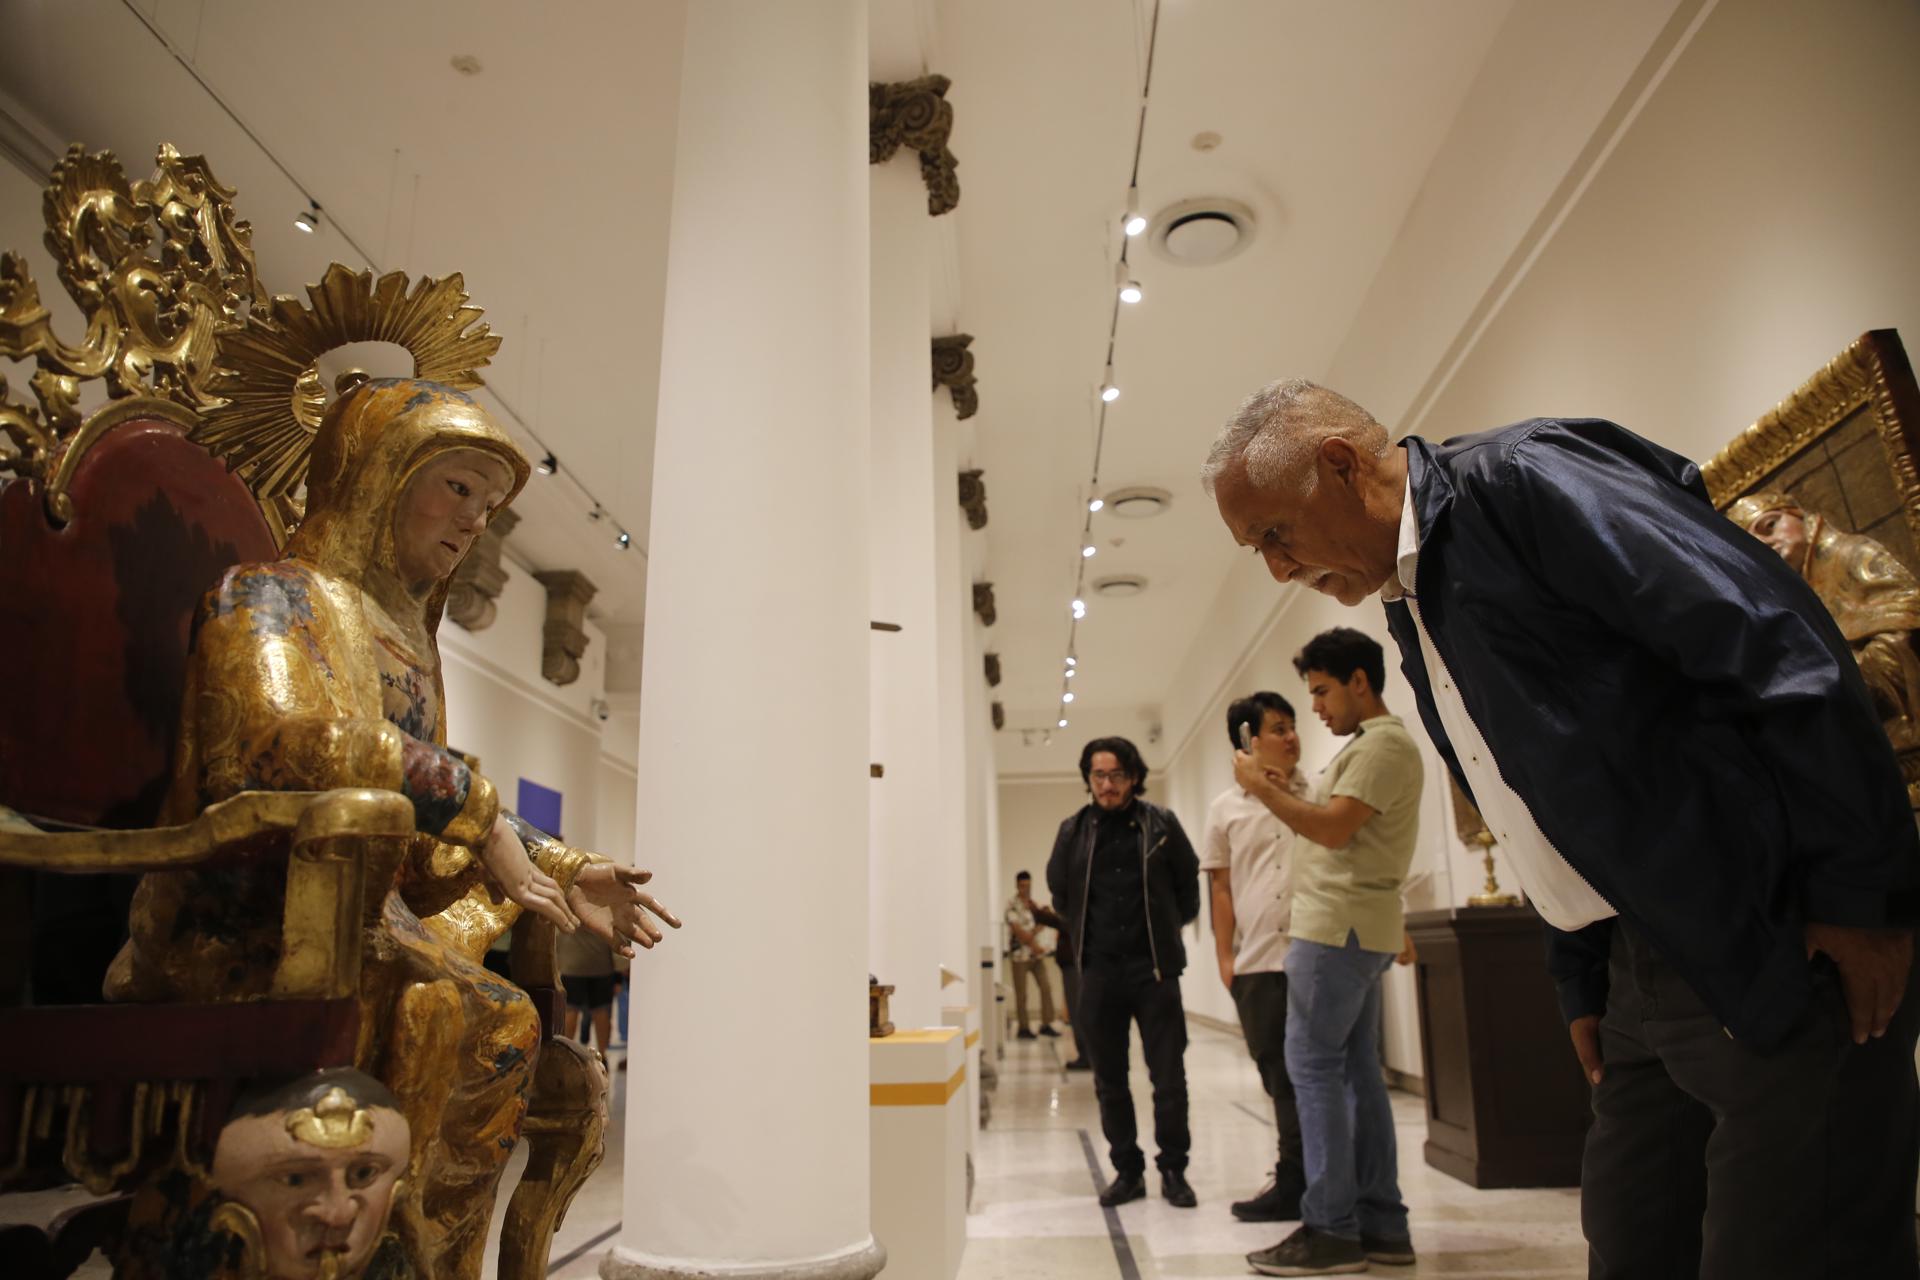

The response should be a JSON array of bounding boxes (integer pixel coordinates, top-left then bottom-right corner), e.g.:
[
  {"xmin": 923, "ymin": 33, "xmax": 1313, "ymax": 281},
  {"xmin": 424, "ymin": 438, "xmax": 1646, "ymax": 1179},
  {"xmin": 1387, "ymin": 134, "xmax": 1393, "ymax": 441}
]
[{"xmin": 1730, "ymin": 489, "xmax": 1920, "ymax": 805}]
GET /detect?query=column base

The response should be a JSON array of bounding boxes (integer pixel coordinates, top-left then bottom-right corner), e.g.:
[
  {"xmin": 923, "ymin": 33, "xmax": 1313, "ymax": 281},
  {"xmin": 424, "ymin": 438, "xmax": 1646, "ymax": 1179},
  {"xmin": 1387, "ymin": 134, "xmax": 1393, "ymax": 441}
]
[{"xmin": 602, "ymin": 1238, "xmax": 886, "ymax": 1280}]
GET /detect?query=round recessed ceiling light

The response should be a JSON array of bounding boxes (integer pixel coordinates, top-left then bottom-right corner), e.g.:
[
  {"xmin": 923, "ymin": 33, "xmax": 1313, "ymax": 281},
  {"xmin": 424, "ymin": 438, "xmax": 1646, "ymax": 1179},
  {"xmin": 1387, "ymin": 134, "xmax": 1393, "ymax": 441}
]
[
  {"xmin": 451, "ymin": 54, "xmax": 483, "ymax": 76},
  {"xmin": 1102, "ymin": 486, "xmax": 1171, "ymax": 519},
  {"xmin": 1148, "ymin": 197, "xmax": 1256, "ymax": 268},
  {"xmin": 1094, "ymin": 575, "xmax": 1148, "ymax": 598},
  {"xmin": 1191, "ymin": 131, "xmax": 1223, "ymax": 152}
]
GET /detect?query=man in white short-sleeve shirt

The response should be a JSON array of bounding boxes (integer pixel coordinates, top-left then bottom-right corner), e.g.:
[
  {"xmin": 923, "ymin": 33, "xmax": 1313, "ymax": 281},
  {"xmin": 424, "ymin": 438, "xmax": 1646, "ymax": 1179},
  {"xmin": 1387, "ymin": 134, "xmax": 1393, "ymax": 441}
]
[{"xmin": 1202, "ymin": 691, "xmax": 1311, "ymax": 1222}]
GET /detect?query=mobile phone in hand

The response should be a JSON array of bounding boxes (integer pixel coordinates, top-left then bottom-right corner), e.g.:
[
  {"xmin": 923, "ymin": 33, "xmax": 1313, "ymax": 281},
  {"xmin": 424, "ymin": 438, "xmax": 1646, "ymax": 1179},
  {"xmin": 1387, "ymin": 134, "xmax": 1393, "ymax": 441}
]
[{"xmin": 1237, "ymin": 721, "xmax": 1253, "ymax": 752}]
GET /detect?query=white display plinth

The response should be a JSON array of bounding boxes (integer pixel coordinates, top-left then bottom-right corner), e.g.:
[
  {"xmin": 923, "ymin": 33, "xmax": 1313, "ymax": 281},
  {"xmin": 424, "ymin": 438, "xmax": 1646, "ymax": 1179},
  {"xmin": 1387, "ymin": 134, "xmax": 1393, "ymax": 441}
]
[
  {"xmin": 870, "ymin": 1028, "xmax": 967, "ymax": 1280},
  {"xmin": 942, "ymin": 1002, "xmax": 982, "ymax": 1148}
]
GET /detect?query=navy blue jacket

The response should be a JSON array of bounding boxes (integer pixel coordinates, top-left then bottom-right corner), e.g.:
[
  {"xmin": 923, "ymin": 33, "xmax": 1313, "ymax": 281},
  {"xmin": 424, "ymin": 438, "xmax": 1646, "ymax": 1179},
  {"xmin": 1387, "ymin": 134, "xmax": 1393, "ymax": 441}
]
[{"xmin": 1383, "ymin": 419, "xmax": 1920, "ymax": 1047}]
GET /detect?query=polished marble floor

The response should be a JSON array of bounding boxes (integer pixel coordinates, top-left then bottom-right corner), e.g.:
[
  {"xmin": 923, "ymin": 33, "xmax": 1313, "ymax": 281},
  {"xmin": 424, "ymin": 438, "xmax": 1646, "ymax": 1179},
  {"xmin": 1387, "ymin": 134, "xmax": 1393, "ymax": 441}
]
[{"xmin": 957, "ymin": 1022, "xmax": 1587, "ymax": 1280}]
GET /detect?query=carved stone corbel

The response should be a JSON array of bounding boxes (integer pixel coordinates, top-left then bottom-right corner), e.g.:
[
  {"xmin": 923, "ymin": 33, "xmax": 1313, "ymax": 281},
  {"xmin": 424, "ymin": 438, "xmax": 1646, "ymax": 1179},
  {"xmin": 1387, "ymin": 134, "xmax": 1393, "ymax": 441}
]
[
  {"xmin": 869, "ymin": 75, "xmax": 959, "ymax": 216},
  {"xmin": 984, "ymin": 652, "xmax": 1001, "ymax": 687},
  {"xmin": 973, "ymin": 581, "xmax": 996, "ymax": 628},
  {"xmin": 446, "ymin": 508, "xmax": 521, "ymax": 632},
  {"xmin": 932, "ymin": 335, "xmax": 978, "ymax": 420},
  {"xmin": 958, "ymin": 469, "xmax": 987, "ymax": 530},
  {"xmin": 991, "ymin": 702, "xmax": 1005, "ymax": 731},
  {"xmin": 532, "ymin": 569, "xmax": 598, "ymax": 687}
]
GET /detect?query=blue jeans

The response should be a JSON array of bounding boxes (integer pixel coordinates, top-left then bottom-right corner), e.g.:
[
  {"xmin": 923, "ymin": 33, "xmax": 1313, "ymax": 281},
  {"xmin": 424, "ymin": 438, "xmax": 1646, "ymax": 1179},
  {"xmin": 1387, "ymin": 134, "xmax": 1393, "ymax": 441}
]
[{"xmin": 1284, "ymin": 932, "xmax": 1407, "ymax": 1242}]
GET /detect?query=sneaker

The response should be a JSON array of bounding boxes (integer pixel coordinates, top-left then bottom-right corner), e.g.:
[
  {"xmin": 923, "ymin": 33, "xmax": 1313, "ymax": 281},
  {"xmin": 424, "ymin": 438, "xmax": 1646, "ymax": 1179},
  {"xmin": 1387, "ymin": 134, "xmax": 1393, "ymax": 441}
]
[
  {"xmin": 1160, "ymin": 1170, "xmax": 1197, "ymax": 1208},
  {"xmin": 1016, "ymin": 1028, "xmax": 1036, "ymax": 1040},
  {"xmin": 1360, "ymin": 1234, "xmax": 1414, "ymax": 1266},
  {"xmin": 1232, "ymin": 1163, "xmax": 1306, "ymax": 1222},
  {"xmin": 1038, "ymin": 1025, "xmax": 1060, "ymax": 1037},
  {"xmin": 1064, "ymin": 1057, "xmax": 1092, "ymax": 1071},
  {"xmin": 1098, "ymin": 1171, "xmax": 1146, "ymax": 1207},
  {"xmin": 1247, "ymin": 1225, "xmax": 1368, "ymax": 1276}
]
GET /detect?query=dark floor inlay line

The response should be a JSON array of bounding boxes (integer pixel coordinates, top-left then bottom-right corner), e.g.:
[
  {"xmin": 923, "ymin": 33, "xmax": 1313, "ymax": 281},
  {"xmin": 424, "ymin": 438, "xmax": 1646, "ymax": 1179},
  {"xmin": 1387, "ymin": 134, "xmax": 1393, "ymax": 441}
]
[
  {"xmin": 549, "ymin": 1221, "xmax": 621, "ymax": 1274},
  {"xmin": 1233, "ymin": 1100, "xmax": 1274, "ymax": 1127},
  {"xmin": 1077, "ymin": 1128, "xmax": 1142, "ymax": 1280}
]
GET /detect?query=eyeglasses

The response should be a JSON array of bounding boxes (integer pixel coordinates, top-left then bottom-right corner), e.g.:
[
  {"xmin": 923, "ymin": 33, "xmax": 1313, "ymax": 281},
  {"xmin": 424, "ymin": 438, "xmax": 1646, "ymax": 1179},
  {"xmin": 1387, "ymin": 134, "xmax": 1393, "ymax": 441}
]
[{"xmin": 1089, "ymin": 770, "xmax": 1133, "ymax": 785}]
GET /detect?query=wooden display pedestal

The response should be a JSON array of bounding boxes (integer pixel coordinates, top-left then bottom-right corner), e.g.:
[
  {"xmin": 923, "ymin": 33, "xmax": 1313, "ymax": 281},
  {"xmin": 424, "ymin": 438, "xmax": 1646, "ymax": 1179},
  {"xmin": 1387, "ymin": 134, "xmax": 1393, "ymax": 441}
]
[{"xmin": 1406, "ymin": 905, "xmax": 1590, "ymax": 1188}]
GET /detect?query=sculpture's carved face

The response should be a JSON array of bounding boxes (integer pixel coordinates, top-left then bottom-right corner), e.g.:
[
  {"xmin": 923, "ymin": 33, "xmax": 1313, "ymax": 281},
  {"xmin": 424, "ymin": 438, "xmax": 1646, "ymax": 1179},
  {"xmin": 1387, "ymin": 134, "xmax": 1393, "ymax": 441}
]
[
  {"xmin": 211, "ymin": 1091, "xmax": 411, "ymax": 1280},
  {"xmin": 1747, "ymin": 506, "xmax": 1810, "ymax": 567},
  {"xmin": 392, "ymin": 448, "xmax": 514, "ymax": 590}
]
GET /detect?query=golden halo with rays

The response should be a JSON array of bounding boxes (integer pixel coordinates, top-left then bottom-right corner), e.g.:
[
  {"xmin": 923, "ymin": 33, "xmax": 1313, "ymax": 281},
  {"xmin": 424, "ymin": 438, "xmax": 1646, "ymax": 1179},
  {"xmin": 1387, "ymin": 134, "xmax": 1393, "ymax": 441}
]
[{"xmin": 194, "ymin": 263, "xmax": 501, "ymax": 501}]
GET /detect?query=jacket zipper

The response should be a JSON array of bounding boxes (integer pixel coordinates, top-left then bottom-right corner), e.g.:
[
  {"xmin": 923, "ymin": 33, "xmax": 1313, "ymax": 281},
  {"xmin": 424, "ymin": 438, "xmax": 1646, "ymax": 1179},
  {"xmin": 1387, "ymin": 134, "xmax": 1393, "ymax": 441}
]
[
  {"xmin": 1141, "ymin": 821, "xmax": 1166, "ymax": 982},
  {"xmin": 1406, "ymin": 594, "xmax": 1615, "ymax": 914},
  {"xmin": 1074, "ymin": 819, "xmax": 1095, "ymax": 971}
]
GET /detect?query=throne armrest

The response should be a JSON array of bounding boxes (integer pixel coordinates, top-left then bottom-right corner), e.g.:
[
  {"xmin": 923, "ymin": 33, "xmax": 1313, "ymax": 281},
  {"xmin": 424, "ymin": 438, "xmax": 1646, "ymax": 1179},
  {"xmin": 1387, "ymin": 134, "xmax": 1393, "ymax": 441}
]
[
  {"xmin": 0, "ymin": 788, "xmax": 414, "ymax": 1001},
  {"xmin": 0, "ymin": 788, "xmax": 412, "ymax": 874}
]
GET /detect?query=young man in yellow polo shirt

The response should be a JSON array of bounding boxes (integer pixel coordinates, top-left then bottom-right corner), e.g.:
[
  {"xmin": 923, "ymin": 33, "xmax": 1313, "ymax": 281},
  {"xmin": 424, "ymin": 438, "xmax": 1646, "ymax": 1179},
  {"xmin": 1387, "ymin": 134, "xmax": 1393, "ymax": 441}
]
[{"xmin": 1233, "ymin": 628, "xmax": 1423, "ymax": 1275}]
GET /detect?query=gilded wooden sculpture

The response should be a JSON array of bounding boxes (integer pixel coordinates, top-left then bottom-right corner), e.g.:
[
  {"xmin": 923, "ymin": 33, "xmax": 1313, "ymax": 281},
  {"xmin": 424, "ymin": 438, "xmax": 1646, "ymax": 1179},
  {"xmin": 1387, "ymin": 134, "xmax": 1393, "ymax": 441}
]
[
  {"xmin": 1706, "ymin": 331, "xmax": 1920, "ymax": 807},
  {"xmin": 0, "ymin": 144, "xmax": 677, "ymax": 1280}
]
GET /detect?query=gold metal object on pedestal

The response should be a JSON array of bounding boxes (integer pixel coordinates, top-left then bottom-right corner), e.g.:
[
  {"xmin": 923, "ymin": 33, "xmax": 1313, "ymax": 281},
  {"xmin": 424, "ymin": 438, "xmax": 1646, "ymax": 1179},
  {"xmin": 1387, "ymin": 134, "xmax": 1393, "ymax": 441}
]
[
  {"xmin": 1449, "ymin": 777, "xmax": 1519, "ymax": 908},
  {"xmin": 870, "ymin": 979, "xmax": 896, "ymax": 1038}
]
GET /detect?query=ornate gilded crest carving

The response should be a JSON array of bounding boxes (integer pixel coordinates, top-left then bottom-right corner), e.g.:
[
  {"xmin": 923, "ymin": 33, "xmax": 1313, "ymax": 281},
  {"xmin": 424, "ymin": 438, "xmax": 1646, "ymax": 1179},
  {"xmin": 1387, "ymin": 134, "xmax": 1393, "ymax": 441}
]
[
  {"xmin": 958, "ymin": 468, "xmax": 988, "ymax": 529},
  {"xmin": 984, "ymin": 652, "xmax": 1001, "ymax": 687},
  {"xmin": 870, "ymin": 75, "xmax": 960, "ymax": 216},
  {"xmin": 0, "ymin": 144, "xmax": 260, "ymax": 490},
  {"xmin": 932, "ymin": 334, "xmax": 977, "ymax": 420},
  {"xmin": 991, "ymin": 701, "xmax": 1005, "ymax": 731},
  {"xmin": 973, "ymin": 581, "xmax": 996, "ymax": 628}
]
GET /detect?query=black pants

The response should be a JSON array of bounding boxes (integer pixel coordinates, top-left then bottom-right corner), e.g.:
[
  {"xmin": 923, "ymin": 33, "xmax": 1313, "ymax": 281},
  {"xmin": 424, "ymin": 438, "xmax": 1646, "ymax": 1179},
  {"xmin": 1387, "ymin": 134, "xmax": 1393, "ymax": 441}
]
[
  {"xmin": 1058, "ymin": 962, "xmax": 1080, "ymax": 1031},
  {"xmin": 1231, "ymin": 969, "xmax": 1303, "ymax": 1168},
  {"xmin": 1079, "ymin": 960, "xmax": 1190, "ymax": 1176},
  {"xmin": 1583, "ymin": 923, "xmax": 1920, "ymax": 1279}
]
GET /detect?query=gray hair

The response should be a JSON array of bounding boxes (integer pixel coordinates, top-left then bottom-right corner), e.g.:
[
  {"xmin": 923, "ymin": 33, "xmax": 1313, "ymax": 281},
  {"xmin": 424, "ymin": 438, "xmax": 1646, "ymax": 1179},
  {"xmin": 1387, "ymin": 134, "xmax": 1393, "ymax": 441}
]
[{"xmin": 1200, "ymin": 378, "xmax": 1389, "ymax": 497}]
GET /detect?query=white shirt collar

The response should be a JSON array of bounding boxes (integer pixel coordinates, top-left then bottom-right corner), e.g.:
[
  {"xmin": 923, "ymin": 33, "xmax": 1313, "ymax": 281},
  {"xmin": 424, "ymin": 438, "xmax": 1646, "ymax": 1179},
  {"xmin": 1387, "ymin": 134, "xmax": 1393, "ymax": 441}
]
[{"xmin": 1379, "ymin": 472, "xmax": 1420, "ymax": 601}]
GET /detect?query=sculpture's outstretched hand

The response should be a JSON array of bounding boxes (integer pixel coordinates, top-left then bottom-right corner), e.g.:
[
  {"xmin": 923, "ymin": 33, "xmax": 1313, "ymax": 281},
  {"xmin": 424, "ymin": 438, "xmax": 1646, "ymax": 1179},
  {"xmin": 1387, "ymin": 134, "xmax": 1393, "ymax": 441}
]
[
  {"xmin": 481, "ymin": 817, "xmax": 580, "ymax": 931},
  {"xmin": 568, "ymin": 864, "xmax": 683, "ymax": 959}
]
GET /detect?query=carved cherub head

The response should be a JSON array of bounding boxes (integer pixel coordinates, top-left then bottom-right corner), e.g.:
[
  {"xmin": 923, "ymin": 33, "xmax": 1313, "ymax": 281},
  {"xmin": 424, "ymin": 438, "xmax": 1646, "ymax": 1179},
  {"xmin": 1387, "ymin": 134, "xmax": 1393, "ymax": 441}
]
[
  {"xmin": 1728, "ymin": 490, "xmax": 1811, "ymax": 572},
  {"xmin": 210, "ymin": 1068, "xmax": 411, "ymax": 1280}
]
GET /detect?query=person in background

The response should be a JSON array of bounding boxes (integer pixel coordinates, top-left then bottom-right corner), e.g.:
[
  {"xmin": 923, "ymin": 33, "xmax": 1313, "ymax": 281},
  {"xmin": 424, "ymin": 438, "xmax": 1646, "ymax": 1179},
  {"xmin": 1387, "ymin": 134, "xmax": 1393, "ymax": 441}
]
[
  {"xmin": 1204, "ymin": 691, "xmax": 1310, "ymax": 1223},
  {"xmin": 559, "ymin": 928, "xmax": 618, "ymax": 1055},
  {"xmin": 1005, "ymin": 870, "xmax": 1060, "ymax": 1039},
  {"xmin": 1047, "ymin": 736, "xmax": 1202, "ymax": 1209},
  {"xmin": 1033, "ymin": 898, "xmax": 1091, "ymax": 1070},
  {"xmin": 1231, "ymin": 628, "xmax": 1424, "ymax": 1275}
]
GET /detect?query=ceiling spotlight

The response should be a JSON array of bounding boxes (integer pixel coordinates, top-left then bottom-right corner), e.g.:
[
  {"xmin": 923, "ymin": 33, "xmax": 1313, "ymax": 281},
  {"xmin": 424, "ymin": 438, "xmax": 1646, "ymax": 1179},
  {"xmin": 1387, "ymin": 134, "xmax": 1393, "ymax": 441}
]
[
  {"xmin": 1124, "ymin": 185, "xmax": 1147, "ymax": 237},
  {"xmin": 1066, "ymin": 656, "xmax": 1077, "ymax": 666},
  {"xmin": 1082, "ymin": 545, "xmax": 1097, "ymax": 558},
  {"xmin": 1065, "ymin": 667, "xmax": 1076, "ymax": 678},
  {"xmin": 1089, "ymin": 497, "xmax": 1104, "ymax": 513},
  {"xmin": 1099, "ymin": 365, "xmax": 1120, "ymax": 403},
  {"xmin": 616, "ymin": 531, "xmax": 631, "ymax": 549},
  {"xmin": 293, "ymin": 200, "xmax": 321, "ymax": 234},
  {"xmin": 587, "ymin": 505, "xmax": 604, "ymax": 523},
  {"xmin": 1058, "ymin": 718, "xmax": 1069, "ymax": 729},
  {"xmin": 536, "ymin": 452, "xmax": 557, "ymax": 476},
  {"xmin": 1063, "ymin": 691, "xmax": 1076, "ymax": 704},
  {"xmin": 1115, "ymin": 264, "xmax": 1143, "ymax": 304}
]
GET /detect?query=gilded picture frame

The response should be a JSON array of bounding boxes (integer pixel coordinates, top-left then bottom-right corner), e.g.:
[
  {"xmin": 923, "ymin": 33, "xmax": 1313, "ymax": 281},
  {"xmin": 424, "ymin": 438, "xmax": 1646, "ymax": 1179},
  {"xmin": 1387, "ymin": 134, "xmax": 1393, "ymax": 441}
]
[{"xmin": 1701, "ymin": 329, "xmax": 1920, "ymax": 572}]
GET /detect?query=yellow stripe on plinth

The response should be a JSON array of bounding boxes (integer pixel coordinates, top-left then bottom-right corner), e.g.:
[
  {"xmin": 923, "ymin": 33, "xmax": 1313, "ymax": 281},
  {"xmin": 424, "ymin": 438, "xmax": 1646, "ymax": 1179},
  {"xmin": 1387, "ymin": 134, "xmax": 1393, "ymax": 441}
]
[
  {"xmin": 870, "ymin": 1064, "xmax": 967, "ymax": 1107},
  {"xmin": 965, "ymin": 1031, "xmax": 980, "ymax": 1048}
]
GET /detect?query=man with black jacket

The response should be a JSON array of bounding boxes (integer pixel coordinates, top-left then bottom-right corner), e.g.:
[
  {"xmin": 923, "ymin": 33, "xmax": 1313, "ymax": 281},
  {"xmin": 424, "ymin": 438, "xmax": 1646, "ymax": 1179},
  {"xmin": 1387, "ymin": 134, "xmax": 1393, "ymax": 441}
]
[
  {"xmin": 1203, "ymin": 378, "xmax": 1920, "ymax": 1278},
  {"xmin": 1047, "ymin": 735, "xmax": 1202, "ymax": 1208}
]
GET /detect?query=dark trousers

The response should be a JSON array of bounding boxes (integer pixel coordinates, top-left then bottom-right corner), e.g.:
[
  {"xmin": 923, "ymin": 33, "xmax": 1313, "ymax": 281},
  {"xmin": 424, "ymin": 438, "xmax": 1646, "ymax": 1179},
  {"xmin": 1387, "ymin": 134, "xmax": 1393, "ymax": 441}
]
[
  {"xmin": 1583, "ymin": 923, "xmax": 1920, "ymax": 1280},
  {"xmin": 1059, "ymin": 962, "xmax": 1080, "ymax": 1028},
  {"xmin": 1231, "ymin": 969, "xmax": 1303, "ymax": 1168},
  {"xmin": 1079, "ymin": 959, "xmax": 1191, "ymax": 1176}
]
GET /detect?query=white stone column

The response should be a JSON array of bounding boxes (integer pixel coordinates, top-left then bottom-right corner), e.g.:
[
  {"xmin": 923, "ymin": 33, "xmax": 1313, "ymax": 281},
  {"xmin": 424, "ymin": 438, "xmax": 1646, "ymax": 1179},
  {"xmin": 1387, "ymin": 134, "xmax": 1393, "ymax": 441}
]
[
  {"xmin": 606, "ymin": 1, "xmax": 879, "ymax": 1277},
  {"xmin": 930, "ymin": 396, "xmax": 974, "ymax": 981},
  {"xmin": 866, "ymin": 149, "xmax": 948, "ymax": 1031}
]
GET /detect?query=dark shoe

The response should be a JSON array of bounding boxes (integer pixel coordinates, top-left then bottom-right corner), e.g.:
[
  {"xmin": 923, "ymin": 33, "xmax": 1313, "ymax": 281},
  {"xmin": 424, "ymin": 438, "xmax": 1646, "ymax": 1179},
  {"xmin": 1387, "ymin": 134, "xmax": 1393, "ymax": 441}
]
[
  {"xmin": 1232, "ymin": 1163, "xmax": 1306, "ymax": 1222},
  {"xmin": 1064, "ymin": 1057, "xmax": 1092, "ymax": 1071},
  {"xmin": 1038, "ymin": 1025, "xmax": 1060, "ymax": 1037},
  {"xmin": 1247, "ymin": 1225, "xmax": 1368, "ymax": 1276},
  {"xmin": 1160, "ymin": 1170, "xmax": 1197, "ymax": 1208},
  {"xmin": 1098, "ymin": 1172, "xmax": 1146, "ymax": 1207},
  {"xmin": 1016, "ymin": 1028, "xmax": 1036, "ymax": 1040},
  {"xmin": 1361, "ymin": 1234, "xmax": 1414, "ymax": 1266}
]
